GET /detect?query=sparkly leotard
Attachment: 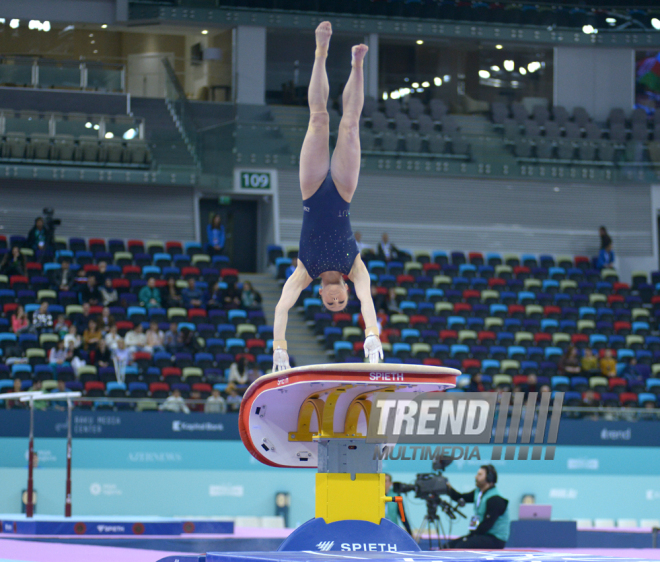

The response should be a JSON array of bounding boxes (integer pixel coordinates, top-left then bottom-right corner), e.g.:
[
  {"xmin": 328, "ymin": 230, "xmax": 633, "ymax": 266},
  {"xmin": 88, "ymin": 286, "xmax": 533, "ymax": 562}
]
[{"xmin": 298, "ymin": 172, "xmax": 359, "ymax": 279}]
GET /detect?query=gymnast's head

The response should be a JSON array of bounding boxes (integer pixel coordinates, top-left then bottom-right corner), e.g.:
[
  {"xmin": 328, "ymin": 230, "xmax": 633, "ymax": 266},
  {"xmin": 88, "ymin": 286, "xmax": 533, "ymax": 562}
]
[{"xmin": 319, "ymin": 273, "xmax": 349, "ymax": 312}]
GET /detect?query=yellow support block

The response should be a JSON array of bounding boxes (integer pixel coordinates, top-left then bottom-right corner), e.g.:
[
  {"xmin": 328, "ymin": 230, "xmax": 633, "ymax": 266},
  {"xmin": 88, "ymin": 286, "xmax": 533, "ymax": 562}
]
[{"xmin": 315, "ymin": 473, "xmax": 388, "ymax": 524}]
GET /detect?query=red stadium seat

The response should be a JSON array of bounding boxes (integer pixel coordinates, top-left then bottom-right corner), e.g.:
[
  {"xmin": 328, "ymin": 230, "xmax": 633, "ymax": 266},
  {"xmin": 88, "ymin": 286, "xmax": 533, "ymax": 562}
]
[
  {"xmin": 128, "ymin": 240, "xmax": 145, "ymax": 254},
  {"xmin": 535, "ymin": 332, "xmax": 552, "ymax": 345},
  {"xmin": 544, "ymin": 306, "xmax": 562, "ymax": 319},
  {"xmin": 477, "ymin": 331, "xmax": 496, "ymax": 345},
  {"xmin": 462, "ymin": 359, "xmax": 481, "ymax": 374},
  {"xmin": 221, "ymin": 268, "xmax": 240, "ymax": 284},
  {"xmin": 84, "ymin": 381, "xmax": 105, "ymax": 392},
  {"xmin": 423, "ymin": 263, "xmax": 441, "ymax": 273},
  {"xmin": 112, "ymin": 278, "xmax": 130, "ymax": 290},
  {"xmin": 188, "ymin": 308, "xmax": 207, "ymax": 320},
  {"xmin": 89, "ymin": 238, "xmax": 106, "ymax": 253},
  {"xmin": 462, "ymin": 290, "xmax": 480, "ymax": 304},
  {"xmin": 166, "ymin": 241, "xmax": 183, "ymax": 256},
  {"xmin": 571, "ymin": 334, "xmax": 589, "ymax": 347},
  {"xmin": 468, "ymin": 252, "xmax": 484, "ymax": 265},
  {"xmin": 423, "ymin": 358, "xmax": 442, "ymax": 366},
  {"xmin": 508, "ymin": 304, "xmax": 525, "ymax": 317},
  {"xmin": 614, "ymin": 321, "xmax": 631, "ymax": 335},
  {"xmin": 409, "ymin": 315, "xmax": 428, "ymax": 328},
  {"xmin": 513, "ymin": 266, "xmax": 530, "ymax": 277},
  {"xmin": 10, "ymin": 276, "xmax": 29, "ymax": 290},
  {"xmin": 439, "ymin": 330, "xmax": 458, "ymax": 343},
  {"xmin": 83, "ymin": 264, "xmax": 99, "ymax": 274},
  {"xmin": 181, "ymin": 267, "xmax": 201, "ymax": 279},
  {"xmin": 513, "ymin": 375, "xmax": 528, "ymax": 387},
  {"xmin": 454, "ymin": 302, "xmax": 472, "ymax": 315},
  {"xmin": 619, "ymin": 392, "xmax": 638, "ymax": 406},
  {"xmin": 488, "ymin": 278, "xmax": 506, "ymax": 287},
  {"xmin": 89, "ymin": 305, "xmax": 103, "ymax": 315}
]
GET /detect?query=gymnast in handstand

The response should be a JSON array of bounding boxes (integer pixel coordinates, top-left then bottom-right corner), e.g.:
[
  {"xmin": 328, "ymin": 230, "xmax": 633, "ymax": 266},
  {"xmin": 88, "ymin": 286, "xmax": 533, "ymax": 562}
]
[{"xmin": 272, "ymin": 21, "xmax": 383, "ymax": 372}]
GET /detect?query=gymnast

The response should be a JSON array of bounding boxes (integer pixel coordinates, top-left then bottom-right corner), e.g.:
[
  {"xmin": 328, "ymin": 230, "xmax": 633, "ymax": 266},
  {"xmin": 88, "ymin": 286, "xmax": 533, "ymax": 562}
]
[{"xmin": 272, "ymin": 21, "xmax": 383, "ymax": 372}]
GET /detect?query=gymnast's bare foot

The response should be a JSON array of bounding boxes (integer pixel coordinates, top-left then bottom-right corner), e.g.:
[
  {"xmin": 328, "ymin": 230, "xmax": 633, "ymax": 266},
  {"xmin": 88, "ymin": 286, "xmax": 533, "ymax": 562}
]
[
  {"xmin": 315, "ymin": 21, "xmax": 332, "ymax": 58},
  {"xmin": 352, "ymin": 44, "xmax": 369, "ymax": 67}
]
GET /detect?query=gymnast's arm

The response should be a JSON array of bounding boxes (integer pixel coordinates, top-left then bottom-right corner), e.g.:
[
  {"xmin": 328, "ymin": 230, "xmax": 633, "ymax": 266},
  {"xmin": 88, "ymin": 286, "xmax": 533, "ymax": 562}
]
[{"xmin": 350, "ymin": 256, "xmax": 383, "ymax": 363}]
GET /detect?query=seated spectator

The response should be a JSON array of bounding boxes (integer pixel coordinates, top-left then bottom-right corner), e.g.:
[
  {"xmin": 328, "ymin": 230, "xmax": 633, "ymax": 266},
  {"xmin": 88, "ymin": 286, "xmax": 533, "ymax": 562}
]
[
  {"xmin": 559, "ymin": 346, "xmax": 581, "ymax": 375},
  {"xmin": 241, "ymin": 281, "xmax": 262, "ymax": 310},
  {"xmin": 28, "ymin": 381, "xmax": 48, "ymax": 411},
  {"xmin": 285, "ymin": 257, "xmax": 298, "ymax": 280},
  {"xmin": 163, "ymin": 322, "xmax": 179, "ymax": 353},
  {"xmin": 54, "ymin": 314, "xmax": 68, "ymax": 338},
  {"xmin": 600, "ymin": 349, "xmax": 617, "ymax": 377},
  {"xmin": 112, "ymin": 339, "xmax": 131, "ymax": 380},
  {"xmin": 177, "ymin": 327, "xmax": 200, "ymax": 355},
  {"xmin": 223, "ymin": 282, "xmax": 241, "ymax": 310},
  {"xmin": 11, "ymin": 305, "xmax": 30, "ymax": 334},
  {"xmin": 164, "ymin": 277, "xmax": 183, "ymax": 308},
  {"xmin": 522, "ymin": 373, "xmax": 538, "ymax": 395},
  {"xmin": 621, "ymin": 357, "xmax": 644, "ymax": 386},
  {"xmin": 206, "ymin": 213, "xmax": 225, "ymax": 256},
  {"xmin": 376, "ymin": 232, "xmax": 400, "ymax": 262},
  {"xmin": 582, "ymin": 389, "xmax": 600, "ymax": 408},
  {"xmin": 51, "ymin": 380, "xmax": 69, "ymax": 411},
  {"xmin": 125, "ymin": 323, "xmax": 147, "ymax": 353},
  {"xmin": 52, "ymin": 258, "xmax": 73, "ymax": 291},
  {"xmin": 466, "ymin": 373, "xmax": 485, "ymax": 392},
  {"xmin": 0, "ymin": 246, "xmax": 26, "ymax": 276},
  {"xmin": 581, "ymin": 347, "xmax": 599, "ymax": 375},
  {"xmin": 105, "ymin": 325, "xmax": 122, "ymax": 351},
  {"xmin": 79, "ymin": 275, "xmax": 101, "ymax": 306},
  {"xmin": 224, "ymin": 382, "xmax": 243, "ymax": 412},
  {"xmin": 26, "ymin": 216, "xmax": 50, "ymax": 258},
  {"xmin": 95, "ymin": 261, "xmax": 108, "ymax": 285},
  {"xmin": 83, "ymin": 319, "xmax": 102, "ymax": 351},
  {"xmin": 75, "ymin": 303, "xmax": 93, "ymax": 334},
  {"xmin": 539, "ymin": 384, "xmax": 551, "ymax": 393},
  {"xmin": 386, "ymin": 287, "xmax": 402, "ymax": 315},
  {"xmin": 596, "ymin": 243, "xmax": 615, "ymax": 270},
  {"xmin": 354, "ymin": 231, "xmax": 371, "ymax": 254},
  {"xmin": 100, "ymin": 277, "xmax": 118, "ymax": 307},
  {"xmin": 94, "ymin": 339, "xmax": 113, "ymax": 368},
  {"xmin": 145, "ymin": 321, "xmax": 165, "ymax": 353},
  {"xmin": 67, "ymin": 340, "xmax": 87, "ymax": 376},
  {"xmin": 48, "ymin": 340, "xmax": 68, "ymax": 369},
  {"xmin": 98, "ymin": 307, "xmax": 115, "ymax": 334},
  {"xmin": 64, "ymin": 324, "xmax": 82, "ymax": 349},
  {"xmin": 139, "ymin": 277, "xmax": 161, "ymax": 309},
  {"xmin": 205, "ymin": 388, "xmax": 227, "ymax": 414},
  {"xmin": 188, "ymin": 390, "xmax": 205, "ymax": 413},
  {"xmin": 182, "ymin": 278, "xmax": 205, "ymax": 308},
  {"xmin": 159, "ymin": 389, "xmax": 190, "ymax": 414},
  {"xmin": 228, "ymin": 357, "xmax": 250, "ymax": 385},
  {"xmin": 5, "ymin": 379, "xmax": 27, "ymax": 409},
  {"xmin": 32, "ymin": 302, "xmax": 53, "ymax": 335}
]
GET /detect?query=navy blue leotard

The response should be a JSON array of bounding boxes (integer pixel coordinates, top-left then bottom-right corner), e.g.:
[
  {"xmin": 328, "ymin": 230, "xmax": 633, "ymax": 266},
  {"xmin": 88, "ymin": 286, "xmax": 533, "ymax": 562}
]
[{"xmin": 298, "ymin": 172, "xmax": 359, "ymax": 279}]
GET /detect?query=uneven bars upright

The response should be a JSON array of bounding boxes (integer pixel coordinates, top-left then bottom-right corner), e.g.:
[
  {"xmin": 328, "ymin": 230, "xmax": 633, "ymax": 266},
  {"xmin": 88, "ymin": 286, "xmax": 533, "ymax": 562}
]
[{"xmin": 18, "ymin": 391, "xmax": 82, "ymax": 518}]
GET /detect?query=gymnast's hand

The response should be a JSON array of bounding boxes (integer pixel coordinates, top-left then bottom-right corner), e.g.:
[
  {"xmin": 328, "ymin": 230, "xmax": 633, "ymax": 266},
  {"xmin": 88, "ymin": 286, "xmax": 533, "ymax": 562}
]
[
  {"xmin": 364, "ymin": 334, "xmax": 383, "ymax": 364},
  {"xmin": 272, "ymin": 349, "xmax": 291, "ymax": 372}
]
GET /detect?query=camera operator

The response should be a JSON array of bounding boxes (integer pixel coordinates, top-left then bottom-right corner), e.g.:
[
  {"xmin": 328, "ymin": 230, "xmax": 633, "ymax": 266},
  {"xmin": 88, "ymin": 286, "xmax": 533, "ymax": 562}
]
[
  {"xmin": 445, "ymin": 465, "xmax": 510, "ymax": 549},
  {"xmin": 384, "ymin": 474, "xmax": 412, "ymax": 535}
]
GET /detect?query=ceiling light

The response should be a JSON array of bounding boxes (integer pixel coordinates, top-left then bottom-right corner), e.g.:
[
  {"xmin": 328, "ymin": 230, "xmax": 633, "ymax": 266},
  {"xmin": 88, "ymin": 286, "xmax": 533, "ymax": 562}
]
[
  {"xmin": 495, "ymin": 44, "xmax": 503, "ymax": 50},
  {"xmin": 9, "ymin": 19, "xmax": 19, "ymax": 29},
  {"xmin": 201, "ymin": 29, "xmax": 208, "ymax": 35},
  {"xmin": 104, "ymin": 132, "xmax": 114, "ymax": 139},
  {"xmin": 416, "ymin": 88, "xmax": 424, "ymax": 92},
  {"xmin": 503, "ymin": 60, "xmax": 514, "ymax": 72},
  {"xmin": 582, "ymin": 24, "xmax": 595, "ymax": 34},
  {"xmin": 43, "ymin": 21, "xmax": 50, "ymax": 32},
  {"xmin": 85, "ymin": 122, "xmax": 92, "ymax": 129},
  {"xmin": 0, "ymin": 19, "xmax": 5, "ymax": 25},
  {"xmin": 422, "ymin": 81, "xmax": 430, "ymax": 88},
  {"xmin": 479, "ymin": 70, "xmax": 490, "ymax": 79},
  {"xmin": 89, "ymin": 33, "xmax": 94, "ymax": 37},
  {"xmin": 412, "ymin": 82, "xmax": 419, "ymax": 88},
  {"xmin": 416, "ymin": 40, "xmax": 424, "ymax": 45},
  {"xmin": 404, "ymin": 78, "xmax": 409, "ymax": 82},
  {"xmin": 93, "ymin": 50, "xmax": 98, "ymax": 54},
  {"xmin": 391, "ymin": 91, "xmax": 400, "ymax": 100},
  {"xmin": 91, "ymin": 40, "xmax": 95, "ymax": 44},
  {"xmin": 93, "ymin": 124, "xmax": 100, "ymax": 130},
  {"xmin": 490, "ymin": 65, "xmax": 500, "ymax": 72},
  {"xmin": 382, "ymin": 92, "xmax": 388, "ymax": 100},
  {"xmin": 123, "ymin": 129, "xmax": 137, "ymax": 140},
  {"xmin": 101, "ymin": 24, "xmax": 108, "ymax": 29},
  {"xmin": 519, "ymin": 67, "xmax": 527, "ymax": 75},
  {"xmin": 433, "ymin": 77, "xmax": 442, "ymax": 86},
  {"xmin": 605, "ymin": 17, "xmax": 616, "ymax": 24},
  {"xmin": 443, "ymin": 75, "xmax": 451, "ymax": 82},
  {"xmin": 652, "ymin": 18, "xmax": 660, "ymax": 30},
  {"xmin": 527, "ymin": 61, "xmax": 541, "ymax": 73}
]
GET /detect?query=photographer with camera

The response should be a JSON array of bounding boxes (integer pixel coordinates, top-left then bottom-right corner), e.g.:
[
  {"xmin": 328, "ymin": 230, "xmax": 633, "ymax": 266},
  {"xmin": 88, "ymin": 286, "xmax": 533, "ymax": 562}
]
[{"xmin": 445, "ymin": 464, "xmax": 510, "ymax": 549}]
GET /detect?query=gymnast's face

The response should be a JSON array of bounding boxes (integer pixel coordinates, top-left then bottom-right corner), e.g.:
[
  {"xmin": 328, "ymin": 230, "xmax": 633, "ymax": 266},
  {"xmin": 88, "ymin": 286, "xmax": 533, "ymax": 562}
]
[{"xmin": 320, "ymin": 281, "xmax": 348, "ymax": 312}]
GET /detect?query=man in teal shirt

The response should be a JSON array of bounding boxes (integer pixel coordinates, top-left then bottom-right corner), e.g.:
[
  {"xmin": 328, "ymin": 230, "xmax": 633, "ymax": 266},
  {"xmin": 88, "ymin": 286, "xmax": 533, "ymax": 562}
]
[
  {"xmin": 446, "ymin": 465, "xmax": 510, "ymax": 549},
  {"xmin": 384, "ymin": 473, "xmax": 412, "ymax": 535}
]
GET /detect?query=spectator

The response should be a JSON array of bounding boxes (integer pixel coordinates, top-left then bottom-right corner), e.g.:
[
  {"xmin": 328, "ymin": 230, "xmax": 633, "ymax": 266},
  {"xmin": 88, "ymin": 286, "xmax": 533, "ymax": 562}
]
[
  {"xmin": 596, "ymin": 242, "xmax": 615, "ymax": 270},
  {"xmin": 354, "ymin": 231, "xmax": 370, "ymax": 253},
  {"xmin": 112, "ymin": 339, "xmax": 131, "ymax": 382},
  {"xmin": 164, "ymin": 277, "xmax": 183, "ymax": 308},
  {"xmin": 51, "ymin": 380, "xmax": 69, "ymax": 411},
  {"xmin": 621, "ymin": 357, "xmax": 644, "ymax": 386},
  {"xmin": 163, "ymin": 322, "xmax": 179, "ymax": 353},
  {"xmin": 241, "ymin": 281, "xmax": 262, "ymax": 310},
  {"xmin": 285, "ymin": 257, "xmax": 297, "ymax": 280},
  {"xmin": 205, "ymin": 388, "xmax": 227, "ymax": 414},
  {"xmin": 599, "ymin": 226, "xmax": 612, "ymax": 250},
  {"xmin": 466, "ymin": 373, "xmax": 485, "ymax": 392},
  {"xmin": 206, "ymin": 213, "xmax": 226, "ymax": 256},
  {"xmin": 54, "ymin": 314, "xmax": 68, "ymax": 338},
  {"xmin": 11, "ymin": 305, "xmax": 30, "ymax": 334},
  {"xmin": 26, "ymin": 217, "xmax": 50, "ymax": 259},
  {"xmin": 79, "ymin": 275, "xmax": 101, "ymax": 306},
  {"xmin": 225, "ymin": 383, "xmax": 242, "ymax": 412},
  {"xmin": 159, "ymin": 388, "xmax": 190, "ymax": 414},
  {"xmin": 0, "ymin": 246, "xmax": 26, "ymax": 276},
  {"xmin": 139, "ymin": 277, "xmax": 161, "ymax": 309},
  {"xmin": 28, "ymin": 381, "xmax": 48, "ymax": 411},
  {"xmin": 52, "ymin": 258, "xmax": 73, "ymax": 291},
  {"xmin": 82, "ymin": 319, "xmax": 102, "ymax": 352},
  {"xmin": 145, "ymin": 321, "xmax": 165, "ymax": 353},
  {"xmin": 67, "ymin": 340, "xmax": 87, "ymax": 376},
  {"xmin": 223, "ymin": 282, "xmax": 241, "ymax": 309},
  {"xmin": 98, "ymin": 307, "xmax": 115, "ymax": 334},
  {"xmin": 539, "ymin": 384, "xmax": 551, "ymax": 393},
  {"xmin": 31, "ymin": 302, "xmax": 53, "ymax": 336},
  {"xmin": 100, "ymin": 277, "xmax": 118, "ymax": 307},
  {"xmin": 376, "ymin": 232, "xmax": 400, "ymax": 262},
  {"xmin": 94, "ymin": 339, "xmax": 112, "ymax": 368},
  {"xmin": 178, "ymin": 327, "xmax": 200, "ymax": 355},
  {"xmin": 48, "ymin": 340, "xmax": 68, "ymax": 369},
  {"xmin": 582, "ymin": 389, "xmax": 600, "ymax": 408},
  {"xmin": 522, "ymin": 373, "xmax": 538, "ymax": 394},
  {"xmin": 5, "ymin": 379, "xmax": 27, "ymax": 409},
  {"xmin": 75, "ymin": 303, "xmax": 92, "ymax": 334},
  {"xmin": 64, "ymin": 324, "xmax": 82, "ymax": 349},
  {"xmin": 95, "ymin": 261, "xmax": 108, "ymax": 285},
  {"xmin": 182, "ymin": 278, "xmax": 205, "ymax": 308},
  {"xmin": 600, "ymin": 349, "xmax": 617, "ymax": 377},
  {"xmin": 559, "ymin": 346, "xmax": 581, "ymax": 375},
  {"xmin": 228, "ymin": 357, "xmax": 250, "ymax": 385},
  {"xmin": 581, "ymin": 348, "xmax": 599, "ymax": 375},
  {"xmin": 125, "ymin": 323, "xmax": 147, "ymax": 353},
  {"xmin": 105, "ymin": 325, "xmax": 122, "ymax": 351},
  {"xmin": 188, "ymin": 390, "xmax": 205, "ymax": 413},
  {"xmin": 386, "ymin": 287, "xmax": 402, "ymax": 315}
]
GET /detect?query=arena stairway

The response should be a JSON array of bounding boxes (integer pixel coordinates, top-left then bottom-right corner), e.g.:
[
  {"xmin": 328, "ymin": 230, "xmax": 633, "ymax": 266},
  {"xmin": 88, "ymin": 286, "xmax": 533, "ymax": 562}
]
[
  {"xmin": 240, "ymin": 273, "xmax": 328, "ymax": 368},
  {"xmin": 131, "ymin": 97, "xmax": 197, "ymax": 170}
]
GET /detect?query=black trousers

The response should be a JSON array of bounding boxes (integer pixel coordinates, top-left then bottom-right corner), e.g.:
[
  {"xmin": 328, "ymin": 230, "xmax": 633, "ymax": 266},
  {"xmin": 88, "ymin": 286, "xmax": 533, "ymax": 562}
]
[{"xmin": 447, "ymin": 533, "xmax": 506, "ymax": 549}]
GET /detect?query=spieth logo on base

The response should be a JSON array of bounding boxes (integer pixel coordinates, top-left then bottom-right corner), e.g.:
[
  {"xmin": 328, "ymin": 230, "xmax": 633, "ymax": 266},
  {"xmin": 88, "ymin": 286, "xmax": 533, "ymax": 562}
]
[
  {"xmin": 369, "ymin": 372, "xmax": 404, "ymax": 382},
  {"xmin": 96, "ymin": 525, "xmax": 126, "ymax": 533},
  {"xmin": 316, "ymin": 541, "xmax": 398, "ymax": 552}
]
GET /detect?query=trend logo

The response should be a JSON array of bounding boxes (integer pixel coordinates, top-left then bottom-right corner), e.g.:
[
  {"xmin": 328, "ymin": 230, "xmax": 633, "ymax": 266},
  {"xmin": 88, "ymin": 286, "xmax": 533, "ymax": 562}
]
[{"xmin": 316, "ymin": 540, "xmax": 335, "ymax": 551}]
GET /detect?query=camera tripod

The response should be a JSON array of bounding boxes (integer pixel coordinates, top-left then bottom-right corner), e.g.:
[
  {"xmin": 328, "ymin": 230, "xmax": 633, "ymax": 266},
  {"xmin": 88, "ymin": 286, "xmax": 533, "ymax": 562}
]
[{"xmin": 415, "ymin": 496, "xmax": 465, "ymax": 550}]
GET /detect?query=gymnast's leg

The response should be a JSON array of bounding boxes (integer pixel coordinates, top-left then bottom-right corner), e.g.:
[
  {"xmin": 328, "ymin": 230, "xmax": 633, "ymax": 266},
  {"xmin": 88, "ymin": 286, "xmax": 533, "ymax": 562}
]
[
  {"xmin": 330, "ymin": 43, "xmax": 368, "ymax": 203},
  {"xmin": 299, "ymin": 21, "xmax": 332, "ymax": 200}
]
